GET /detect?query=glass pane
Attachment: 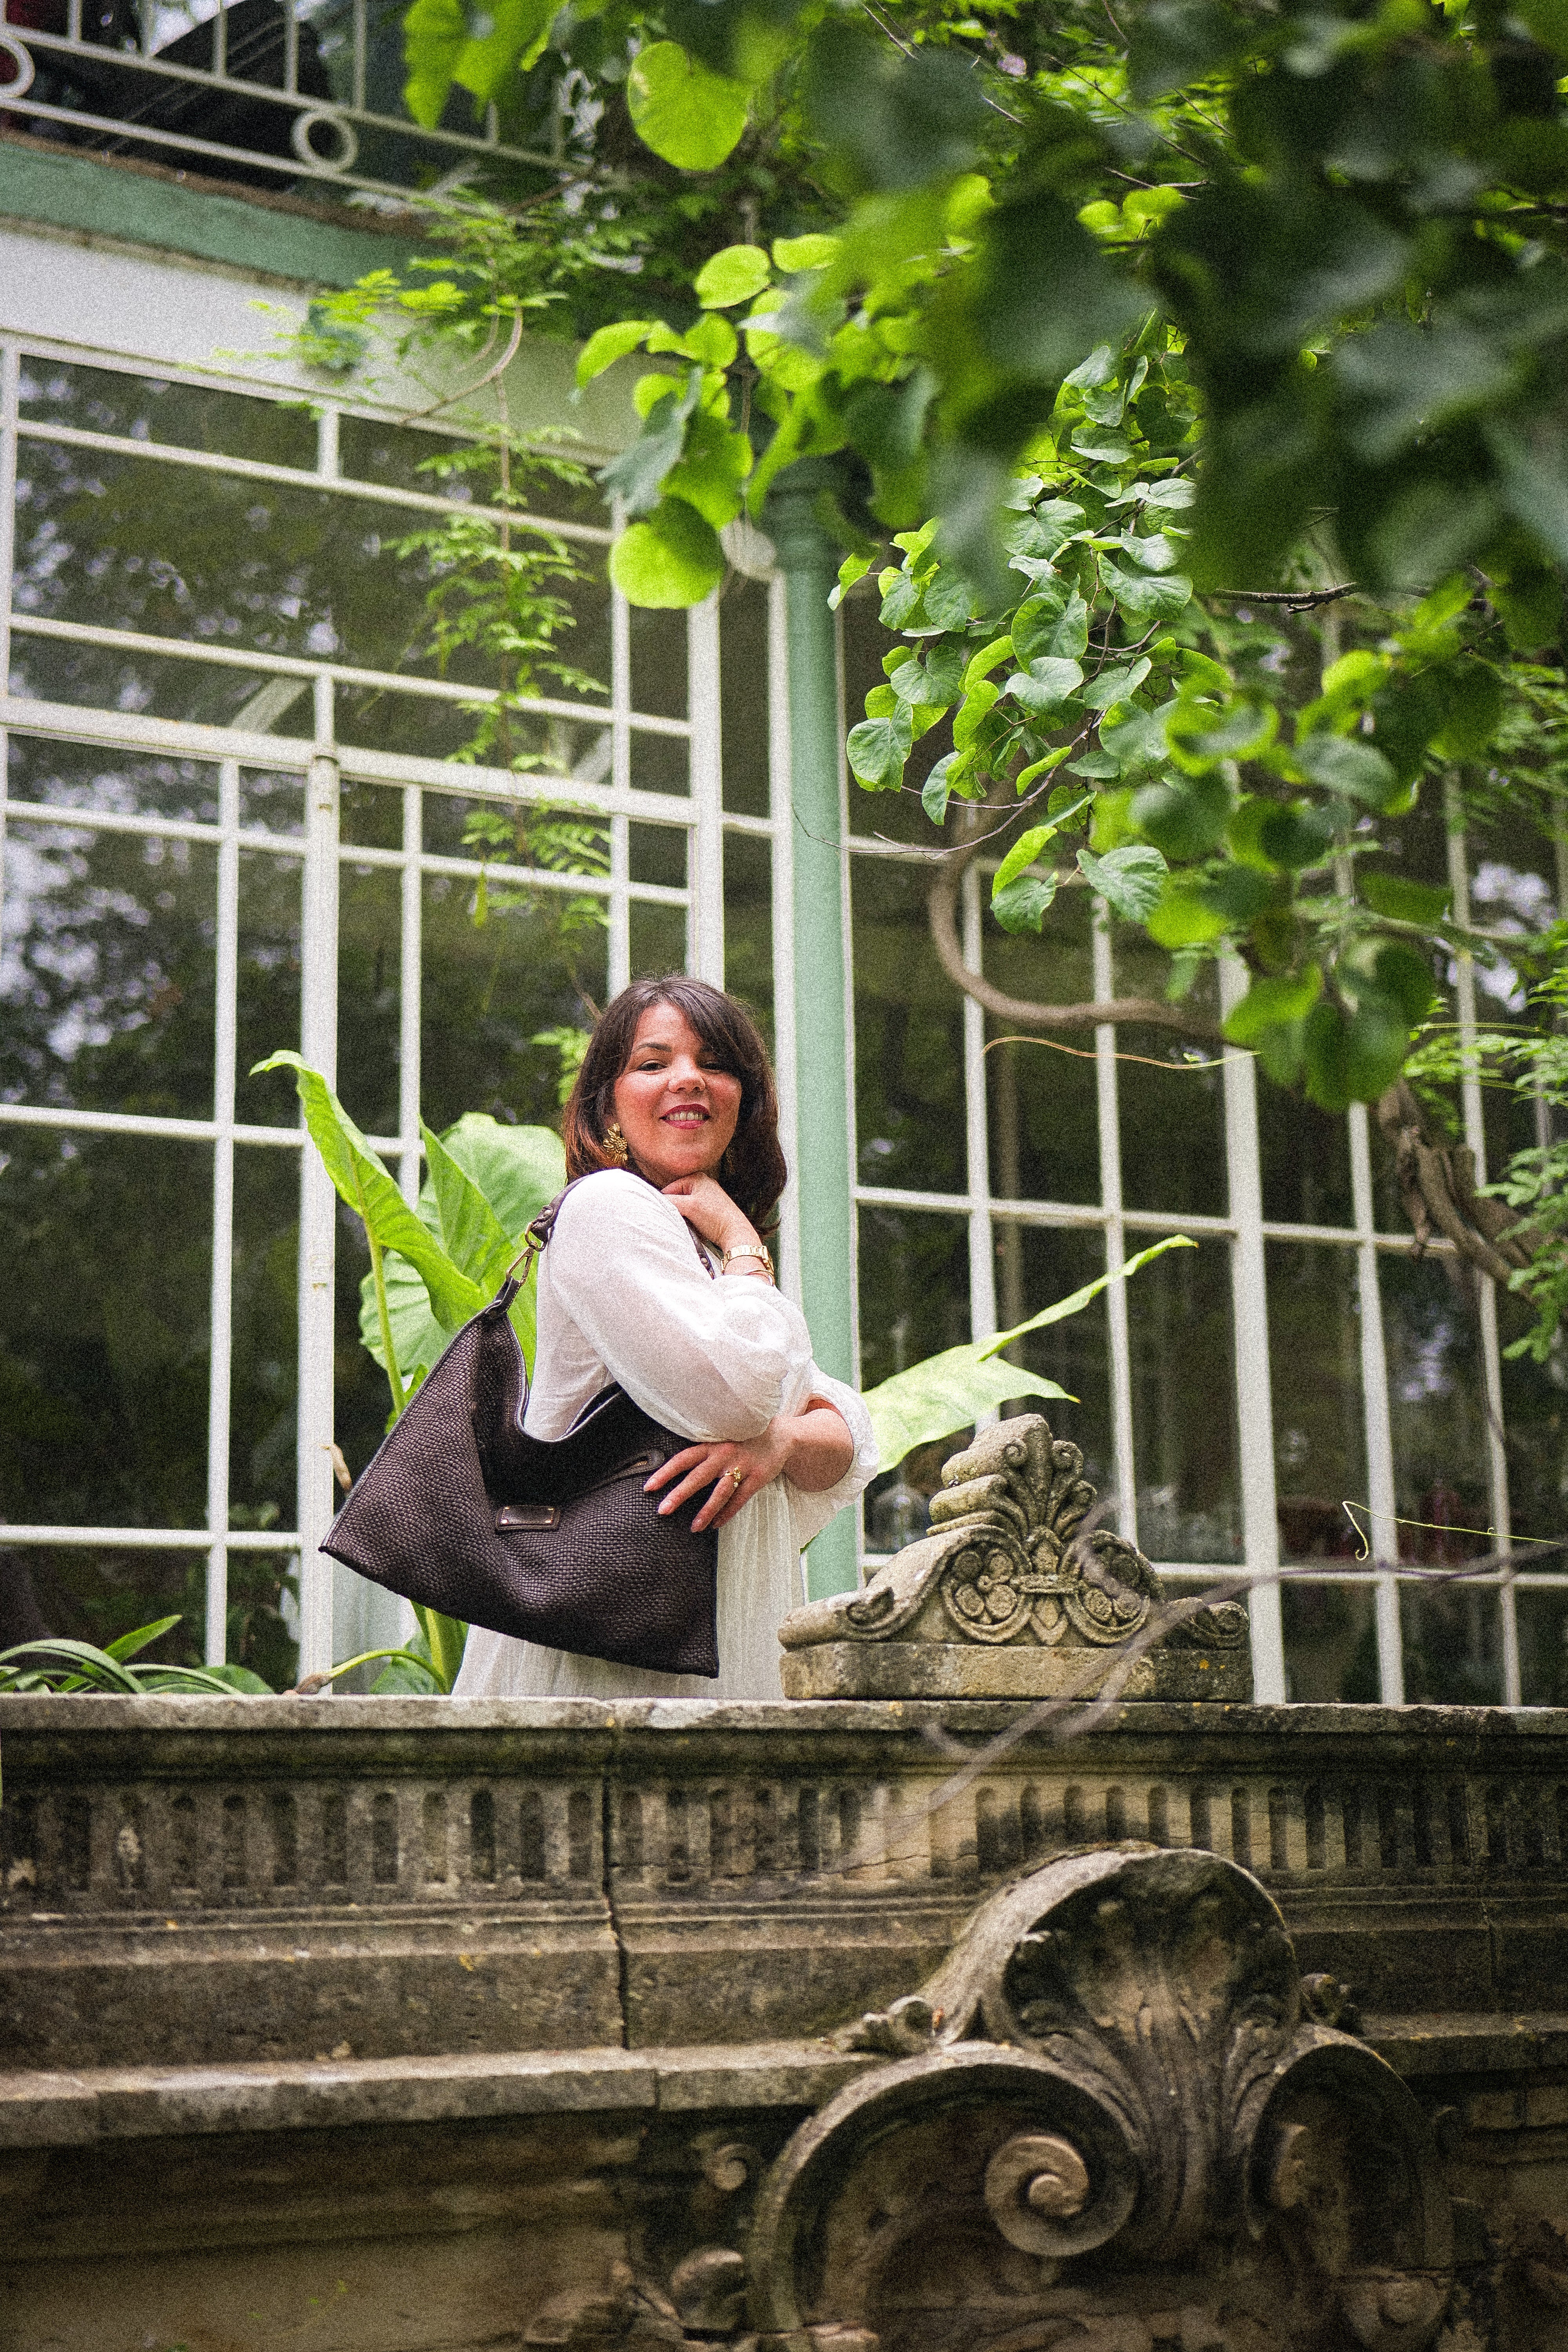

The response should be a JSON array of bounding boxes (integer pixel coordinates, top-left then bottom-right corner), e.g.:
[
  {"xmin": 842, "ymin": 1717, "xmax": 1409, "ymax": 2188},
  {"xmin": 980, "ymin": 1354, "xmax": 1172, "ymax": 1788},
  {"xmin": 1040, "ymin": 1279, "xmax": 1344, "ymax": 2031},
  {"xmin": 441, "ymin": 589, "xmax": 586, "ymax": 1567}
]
[
  {"xmin": 419, "ymin": 871, "xmax": 606, "ymax": 1134},
  {"xmin": 630, "ymin": 606, "xmax": 687, "ymax": 721},
  {"xmin": 6, "ymin": 733, "xmax": 220, "ymax": 824},
  {"xmin": 1378, "ymin": 1252, "xmax": 1492, "ymax": 1560},
  {"xmin": 228, "ymin": 1146, "xmax": 300, "ymax": 1689},
  {"xmin": 239, "ymin": 766, "xmax": 305, "ymax": 837},
  {"xmin": 1267, "ymin": 1242, "xmax": 1367, "ymax": 1563},
  {"xmin": 18, "ymin": 357, "xmax": 316, "ymax": 468},
  {"xmin": 335, "ymin": 688, "xmax": 491, "ymax": 764},
  {"xmin": 1259, "ymin": 1091, "xmax": 1352, "ymax": 1228},
  {"xmin": 853, "ymin": 853, "xmax": 966, "ymax": 1195},
  {"xmin": 1129, "ymin": 1236, "xmax": 1242, "ymax": 1563},
  {"xmin": 555, "ymin": 560, "xmax": 613, "ymax": 703},
  {"xmin": 992, "ymin": 1221, "xmax": 1115, "ymax": 1507},
  {"xmin": 2, "ymin": 820, "xmax": 216, "ymax": 1117},
  {"xmin": 337, "ymin": 416, "xmax": 610, "ymax": 534},
  {"xmin": 425, "ymin": 809, "xmax": 616, "ymax": 927},
  {"xmin": 8, "ymin": 635, "xmax": 284, "ymax": 730},
  {"xmin": 339, "ymin": 863, "xmax": 403, "ymax": 1138},
  {"xmin": 1111, "ymin": 933, "xmax": 1227, "ymax": 1220},
  {"xmin": 630, "ymin": 822, "xmax": 687, "ymax": 889},
  {"xmin": 985, "ymin": 887, "xmax": 1099, "ymax": 1207},
  {"xmin": 859, "ymin": 1205, "xmax": 971, "ymax": 1548},
  {"xmin": 631, "ymin": 731, "xmax": 690, "ymax": 797},
  {"xmin": 1282, "ymin": 1579, "xmax": 1379, "ymax": 1701},
  {"xmin": 631, "ymin": 899, "xmax": 685, "ymax": 978},
  {"xmin": 722, "ymin": 831, "xmax": 774, "ymax": 1054},
  {"xmin": 0, "ymin": 1128, "xmax": 212, "ymax": 1529},
  {"xmin": 720, "ymin": 575, "xmax": 771, "ymax": 817},
  {"xmin": 1495, "ymin": 1287, "xmax": 1568, "ymax": 1554},
  {"xmin": 222, "ymin": 1549, "xmax": 300, "ymax": 1689},
  {"xmin": 1400, "ymin": 1579, "xmax": 1504, "ymax": 1705},
  {"xmin": 11, "ymin": 445, "xmax": 452, "ymax": 681},
  {"xmin": 11, "ymin": 1547, "xmax": 204, "ymax": 1665},
  {"xmin": 1517, "ymin": 1586, "xmax": 1568, "ymax": 1706},
  {"xmin": 340, "ymin": 779, "xmax": 405, "ymax": 851},
  {"xmin": 336, "ymin": 420, "xmax": 477, "ymax": 501},
  {"xmin": 230, "ymin": 1145, "xmax": 298, "ymax": 1524},
  {"xmin": 236, "ymin": 851, "xmax": 302, "ymax": 1126}
]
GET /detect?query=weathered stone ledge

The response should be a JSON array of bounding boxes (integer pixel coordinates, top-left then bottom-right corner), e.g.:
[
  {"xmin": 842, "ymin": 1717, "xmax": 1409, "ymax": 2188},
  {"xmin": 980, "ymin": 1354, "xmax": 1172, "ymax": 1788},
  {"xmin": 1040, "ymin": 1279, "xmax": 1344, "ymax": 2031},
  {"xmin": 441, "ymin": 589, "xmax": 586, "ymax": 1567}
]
[
  {"xmin": 0, "ymin": 2038, "xmax": 878, "ymax": 2148},
  {"xmin": 5, "ymin": 1690, "xmax": 1568, "ymax": 1782},
  {"xmin": 6, "ymin": 2011, "xmax": 1568, "ymax": 2152},
  {"xmin": 8, "ymin": 1695, "xmax": 1568, "ymax": 2074}
]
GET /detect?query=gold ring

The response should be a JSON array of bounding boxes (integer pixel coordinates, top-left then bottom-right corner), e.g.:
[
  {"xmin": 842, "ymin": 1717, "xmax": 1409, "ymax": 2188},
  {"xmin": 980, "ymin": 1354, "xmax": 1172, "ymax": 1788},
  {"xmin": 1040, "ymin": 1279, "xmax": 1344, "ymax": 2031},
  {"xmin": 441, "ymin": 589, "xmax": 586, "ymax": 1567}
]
[{"xmin": 727, "ymin": 1465, "xmax": 745, "ymax": 1490}]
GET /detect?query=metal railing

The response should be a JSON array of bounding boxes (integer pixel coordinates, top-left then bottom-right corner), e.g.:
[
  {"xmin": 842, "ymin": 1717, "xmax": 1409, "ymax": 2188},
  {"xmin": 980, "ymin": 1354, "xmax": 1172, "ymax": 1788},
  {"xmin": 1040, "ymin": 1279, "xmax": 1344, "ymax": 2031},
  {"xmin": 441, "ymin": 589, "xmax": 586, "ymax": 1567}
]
[{"xmin": 0, "ymin": 0, "xmax": 558, "ymax": 203}]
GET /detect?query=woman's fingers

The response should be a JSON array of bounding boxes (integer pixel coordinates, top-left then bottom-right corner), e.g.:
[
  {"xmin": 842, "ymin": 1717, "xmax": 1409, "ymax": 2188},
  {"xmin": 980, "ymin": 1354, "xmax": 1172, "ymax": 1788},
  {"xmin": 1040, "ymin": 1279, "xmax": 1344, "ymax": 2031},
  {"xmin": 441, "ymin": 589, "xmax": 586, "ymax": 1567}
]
[
  {"xmin": 644, "ymin": 1446, "xmax": 706, "ymax": 1495},
  {"xmin": 693, "ymin": 1466, "xmax": 751, "ymax": 1532},
  {"xmin": 704, "ymin": 1481, "xmax": 753, "ymax": 1532},
  {"xmin": 648, "ymin": 1447, "xmax": 739, "ymax": 1517}
]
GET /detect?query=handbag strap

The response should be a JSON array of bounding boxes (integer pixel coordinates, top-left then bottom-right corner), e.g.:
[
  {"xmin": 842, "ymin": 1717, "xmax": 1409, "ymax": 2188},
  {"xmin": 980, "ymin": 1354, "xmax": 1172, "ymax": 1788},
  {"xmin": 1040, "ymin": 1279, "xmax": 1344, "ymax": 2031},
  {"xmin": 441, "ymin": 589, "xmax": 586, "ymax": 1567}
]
[{"xmin": 493, "ymin": 1172, "xmax": 713, "ymax": 1309}]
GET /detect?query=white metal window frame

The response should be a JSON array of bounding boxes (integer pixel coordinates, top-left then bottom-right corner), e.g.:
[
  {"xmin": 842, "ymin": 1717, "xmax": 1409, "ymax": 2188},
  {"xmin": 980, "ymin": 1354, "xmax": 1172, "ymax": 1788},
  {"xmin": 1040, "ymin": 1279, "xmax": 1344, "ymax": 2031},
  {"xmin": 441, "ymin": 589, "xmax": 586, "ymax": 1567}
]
[
  {"xmin": 0, "ymin": 0, "xmax": 568, "ymax": 206},
  {"xmin": 843, "ymin": 813, "xmax": 1544, "ymax": 1708},
  {"xmin": 0, "ymin": 275, "xmax": 1556, "ymax": 1707},
  {"xmin": 0, "ymin": 321, "xmax": 806, "ymax": 1678}
]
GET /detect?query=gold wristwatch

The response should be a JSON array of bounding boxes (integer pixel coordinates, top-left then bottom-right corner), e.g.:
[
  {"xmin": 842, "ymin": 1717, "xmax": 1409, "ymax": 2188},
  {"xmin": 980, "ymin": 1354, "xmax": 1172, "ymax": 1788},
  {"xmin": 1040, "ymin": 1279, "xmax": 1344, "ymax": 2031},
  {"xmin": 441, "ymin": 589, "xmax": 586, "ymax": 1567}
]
[{"xmin": 720, "ymin": 1242, "xmax": 775, "ymax": 1282}]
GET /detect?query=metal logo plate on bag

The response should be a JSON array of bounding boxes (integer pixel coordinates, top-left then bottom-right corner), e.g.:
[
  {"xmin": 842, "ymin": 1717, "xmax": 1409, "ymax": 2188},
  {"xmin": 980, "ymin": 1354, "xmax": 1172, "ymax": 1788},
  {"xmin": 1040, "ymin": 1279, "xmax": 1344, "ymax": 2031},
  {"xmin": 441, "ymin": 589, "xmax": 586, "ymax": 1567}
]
[{"xmin": 496, "ymin": 1504, "xmax": 561, "ymax": 1530}]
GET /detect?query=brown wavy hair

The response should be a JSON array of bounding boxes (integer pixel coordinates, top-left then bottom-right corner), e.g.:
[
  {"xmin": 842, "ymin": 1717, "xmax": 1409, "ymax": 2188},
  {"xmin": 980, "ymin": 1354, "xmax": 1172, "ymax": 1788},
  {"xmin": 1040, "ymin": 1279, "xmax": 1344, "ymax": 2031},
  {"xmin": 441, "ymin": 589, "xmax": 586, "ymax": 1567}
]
[{"xmin": 562, "ymin": 976, "xmax": 788, "ymax": 1238}]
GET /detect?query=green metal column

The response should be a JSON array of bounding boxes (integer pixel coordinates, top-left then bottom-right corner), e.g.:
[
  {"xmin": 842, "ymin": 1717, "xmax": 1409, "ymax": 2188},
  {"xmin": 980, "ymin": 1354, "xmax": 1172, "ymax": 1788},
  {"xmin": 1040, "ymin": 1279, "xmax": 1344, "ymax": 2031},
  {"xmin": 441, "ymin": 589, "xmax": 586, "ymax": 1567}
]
[{"xmin": 769, "ymin": 464, "xmax": 860, "ymax": 1599}]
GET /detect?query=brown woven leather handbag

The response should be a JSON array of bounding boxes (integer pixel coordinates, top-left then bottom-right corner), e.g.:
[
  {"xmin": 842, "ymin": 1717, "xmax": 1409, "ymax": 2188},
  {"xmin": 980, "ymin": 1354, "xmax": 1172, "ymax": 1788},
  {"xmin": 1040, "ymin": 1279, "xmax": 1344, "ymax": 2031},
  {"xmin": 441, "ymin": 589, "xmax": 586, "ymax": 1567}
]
[{"xmin": 320, "ymin": 1181, "xmax": 719, "ymax": 1677}]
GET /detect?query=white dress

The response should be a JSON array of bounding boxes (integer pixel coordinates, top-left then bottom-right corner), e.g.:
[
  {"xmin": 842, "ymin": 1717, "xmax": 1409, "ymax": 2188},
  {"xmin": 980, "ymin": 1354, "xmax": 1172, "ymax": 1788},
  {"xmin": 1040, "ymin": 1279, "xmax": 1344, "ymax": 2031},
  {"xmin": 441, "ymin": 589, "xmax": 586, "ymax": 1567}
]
[{"xmin": 452, "ymin": 1169, "xmax": 879, "ymax": 1702}]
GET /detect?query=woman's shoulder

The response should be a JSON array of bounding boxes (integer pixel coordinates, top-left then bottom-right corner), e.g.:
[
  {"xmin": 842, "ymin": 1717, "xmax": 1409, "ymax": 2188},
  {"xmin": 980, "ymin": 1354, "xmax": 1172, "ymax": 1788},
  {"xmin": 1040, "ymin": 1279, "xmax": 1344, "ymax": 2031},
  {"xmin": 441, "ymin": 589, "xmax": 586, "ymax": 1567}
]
[{"xmin": 553, "ymin": 1168, "xmax": 679, "ymax": 1241}]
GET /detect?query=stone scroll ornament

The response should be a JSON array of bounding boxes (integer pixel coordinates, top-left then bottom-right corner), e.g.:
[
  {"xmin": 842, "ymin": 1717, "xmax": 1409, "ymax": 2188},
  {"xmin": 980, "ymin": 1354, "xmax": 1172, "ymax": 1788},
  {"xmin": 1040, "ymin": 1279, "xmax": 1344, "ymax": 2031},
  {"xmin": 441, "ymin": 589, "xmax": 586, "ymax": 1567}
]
[
  {"xmin": 776, "ymin": 1415, "xmax": 1251, "ymax": 1699},
  {"xmin": 527, "ymin": 1849, "xmax": 1457, "ymax": 2352}
]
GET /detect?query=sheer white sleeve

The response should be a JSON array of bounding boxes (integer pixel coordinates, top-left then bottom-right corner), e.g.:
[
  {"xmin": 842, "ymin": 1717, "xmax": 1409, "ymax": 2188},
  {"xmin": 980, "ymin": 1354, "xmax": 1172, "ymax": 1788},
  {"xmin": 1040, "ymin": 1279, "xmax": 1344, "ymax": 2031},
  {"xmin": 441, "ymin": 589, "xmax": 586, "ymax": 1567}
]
[
  {"xmin": 544, "ymin": 1171, "xmax": 817, "ymax": 1440},
  {"xmin": 783, "ymin": 1367, "xmax": 879, "ymax": 1550}
]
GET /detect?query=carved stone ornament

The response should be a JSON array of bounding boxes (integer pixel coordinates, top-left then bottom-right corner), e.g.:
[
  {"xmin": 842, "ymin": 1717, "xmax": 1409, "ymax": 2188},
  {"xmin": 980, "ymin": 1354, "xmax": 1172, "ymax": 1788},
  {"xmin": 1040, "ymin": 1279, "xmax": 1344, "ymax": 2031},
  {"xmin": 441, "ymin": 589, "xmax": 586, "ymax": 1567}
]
[
  {"xmin": 525, "ymin": 1850, "xmax": 1454, "ymax": 2352},
  {"xmin": 746, "ymin": 1846, "xmax": 1456, "ymax": 2352},
  {"xmin": 777, "ymin": 1415, "xmax": 1250, "ymax": 1699}
]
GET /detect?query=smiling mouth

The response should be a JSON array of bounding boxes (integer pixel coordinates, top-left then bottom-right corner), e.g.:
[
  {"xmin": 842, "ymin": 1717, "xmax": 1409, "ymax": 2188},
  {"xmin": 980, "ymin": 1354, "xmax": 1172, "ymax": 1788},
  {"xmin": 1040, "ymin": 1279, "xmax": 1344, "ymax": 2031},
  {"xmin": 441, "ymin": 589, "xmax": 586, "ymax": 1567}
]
[{"xmin": 662, "ymin": 1107, "xmax": 709, "ymax": 1126}]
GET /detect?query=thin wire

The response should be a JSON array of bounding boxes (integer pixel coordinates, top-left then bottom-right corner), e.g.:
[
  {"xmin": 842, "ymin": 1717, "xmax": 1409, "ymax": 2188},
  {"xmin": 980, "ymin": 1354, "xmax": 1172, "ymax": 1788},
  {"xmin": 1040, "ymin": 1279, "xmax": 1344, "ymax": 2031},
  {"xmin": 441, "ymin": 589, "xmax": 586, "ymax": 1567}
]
[
  {"xmin": 1341, "ymin": 1499, "xmax": 1563, "ymax": 1562},
  {"xmin": 984, "ymin": 1032, "xmax": 1237, "ymax": 1073}
]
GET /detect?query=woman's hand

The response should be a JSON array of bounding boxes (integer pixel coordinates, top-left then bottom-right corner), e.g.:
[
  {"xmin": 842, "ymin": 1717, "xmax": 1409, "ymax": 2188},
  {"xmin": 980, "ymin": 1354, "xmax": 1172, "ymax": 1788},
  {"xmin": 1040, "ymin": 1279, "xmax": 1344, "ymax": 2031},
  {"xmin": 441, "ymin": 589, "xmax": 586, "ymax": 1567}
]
[
  {"xmin": 645, "ymin": 1399, "xmax": 855, "ymax": 1532},
  {"xmin": 661, "ymin": 1173, "xmax": 760, "ymax": 1260}
]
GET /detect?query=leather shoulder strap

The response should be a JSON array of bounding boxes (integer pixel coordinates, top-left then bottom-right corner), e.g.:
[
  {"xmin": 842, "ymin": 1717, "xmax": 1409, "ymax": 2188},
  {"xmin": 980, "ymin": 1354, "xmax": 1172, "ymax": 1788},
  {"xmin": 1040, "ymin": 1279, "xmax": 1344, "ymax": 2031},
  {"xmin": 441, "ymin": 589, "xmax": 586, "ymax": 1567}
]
[
  {"xmin": 493, "ymin": 1177, "xmax": 584, "ymax": 1307},
  {"xmin": 494, "ymin": 1169, "xmax": 712, "ymax": 1308}
]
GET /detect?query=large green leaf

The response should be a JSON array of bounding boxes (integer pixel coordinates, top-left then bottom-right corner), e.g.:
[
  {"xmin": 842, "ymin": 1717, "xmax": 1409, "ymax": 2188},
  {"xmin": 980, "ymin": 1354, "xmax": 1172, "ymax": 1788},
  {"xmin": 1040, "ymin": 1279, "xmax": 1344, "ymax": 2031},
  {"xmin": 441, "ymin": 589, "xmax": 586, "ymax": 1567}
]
[
  {"xmin": 1076, "ymin": 844, "xmax": 1169, "ymax": 922},
  {"xmin": 452, "ymin": 0, "xmax": 556, "ymax": 106},
  {"xmin": 695, "ymin": 244, "xmax": 772, "ymax": 307},
  {"xmin": 610, "ymin": 496, "xmax": 726, "ymax": 606},
  {"xmin": 252, "ymin": 1053, "xmax": 482, "ymax": 1334},
  {"xmin": 360, "ymin": 1116, "xmax": 564, "ymax": 1387},
  {"xmin": 863, "ymin": 1236, "xmax": 1196, "ymax": 1471},
  {"xmin": 627, "ymin": 42, "xmax": 751, "ymax": 171},
  {"xmin": 601, "ymin": 368, "xmax": 704, "ymax": 519},
  {"xmin": 423, "ymin": 1120, "xmax": 513, "ymax": 1289}
]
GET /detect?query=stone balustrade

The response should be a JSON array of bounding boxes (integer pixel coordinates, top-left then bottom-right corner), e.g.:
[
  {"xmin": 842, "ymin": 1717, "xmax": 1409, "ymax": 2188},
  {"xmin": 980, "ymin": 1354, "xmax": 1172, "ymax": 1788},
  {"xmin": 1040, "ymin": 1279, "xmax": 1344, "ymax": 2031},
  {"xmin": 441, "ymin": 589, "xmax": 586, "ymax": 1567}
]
[{"xmin": 4, "ymin": 1695, "xmax": 1568, "ymax": 2351}]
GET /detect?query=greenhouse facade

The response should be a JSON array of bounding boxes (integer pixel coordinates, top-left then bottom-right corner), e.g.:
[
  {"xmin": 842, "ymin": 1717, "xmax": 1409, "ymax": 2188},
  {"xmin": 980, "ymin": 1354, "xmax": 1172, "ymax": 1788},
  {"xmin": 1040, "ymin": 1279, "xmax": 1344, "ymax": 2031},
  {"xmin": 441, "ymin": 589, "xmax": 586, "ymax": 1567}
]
[{"xmin": 2, "ymin": 92, "xmax": 1567, "ymax": 1714}]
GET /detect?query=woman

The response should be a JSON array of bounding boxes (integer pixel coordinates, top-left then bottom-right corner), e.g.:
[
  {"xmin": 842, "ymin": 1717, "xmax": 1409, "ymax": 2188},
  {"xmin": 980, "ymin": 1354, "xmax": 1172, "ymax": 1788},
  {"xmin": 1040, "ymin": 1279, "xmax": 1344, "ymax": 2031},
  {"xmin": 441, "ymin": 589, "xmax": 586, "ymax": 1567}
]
[{"xmin": 454, "ymin": 976, "xmax": 878, "ymax": 1701}]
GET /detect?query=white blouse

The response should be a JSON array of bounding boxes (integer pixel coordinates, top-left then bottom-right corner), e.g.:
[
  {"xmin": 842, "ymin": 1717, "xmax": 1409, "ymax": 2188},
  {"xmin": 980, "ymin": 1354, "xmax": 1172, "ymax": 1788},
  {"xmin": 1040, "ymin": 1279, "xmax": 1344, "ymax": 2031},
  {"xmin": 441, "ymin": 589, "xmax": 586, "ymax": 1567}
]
[{"xmin": 453, "ymin": 1169, "xmax": 878, "ymax": 1702}]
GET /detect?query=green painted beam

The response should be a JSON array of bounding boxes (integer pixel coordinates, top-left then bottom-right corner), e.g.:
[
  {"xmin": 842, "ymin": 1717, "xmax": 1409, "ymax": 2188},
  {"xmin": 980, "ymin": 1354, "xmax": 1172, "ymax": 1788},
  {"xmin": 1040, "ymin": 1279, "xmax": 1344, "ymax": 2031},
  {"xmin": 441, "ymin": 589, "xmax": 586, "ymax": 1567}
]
[
  {"xmin": 0, "ymin": 141, "xmax": 422, "ymax": 287},
  {"xmin": 768, "ymin": 463, "xmax": 860, "ymax": 1601}
]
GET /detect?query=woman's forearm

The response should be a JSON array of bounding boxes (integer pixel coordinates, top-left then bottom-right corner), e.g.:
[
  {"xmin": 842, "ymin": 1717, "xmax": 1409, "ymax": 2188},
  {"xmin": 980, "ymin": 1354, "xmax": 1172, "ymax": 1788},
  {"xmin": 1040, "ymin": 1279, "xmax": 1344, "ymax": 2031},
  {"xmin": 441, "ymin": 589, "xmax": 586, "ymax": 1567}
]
[{"xmin": 780, "ymin": 1398, "xmax": 856, "ymax": 1493}]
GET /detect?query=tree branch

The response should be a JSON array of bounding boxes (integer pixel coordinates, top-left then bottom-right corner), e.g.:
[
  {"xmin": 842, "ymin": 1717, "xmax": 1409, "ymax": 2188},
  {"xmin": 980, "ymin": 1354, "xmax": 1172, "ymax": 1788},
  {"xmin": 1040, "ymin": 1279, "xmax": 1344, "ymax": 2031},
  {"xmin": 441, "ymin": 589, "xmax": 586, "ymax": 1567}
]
[
  {"xmin": 1207, "ymin": 584, "xmax": 1359, "ymax": 609},
  {"xmin": 926, "ymin": 802, "xmax": 1226, "ymax": 1044},
  {"xmin": 1376, "ymin": 1078, "xmax": 1536, "ymax": 1289}
]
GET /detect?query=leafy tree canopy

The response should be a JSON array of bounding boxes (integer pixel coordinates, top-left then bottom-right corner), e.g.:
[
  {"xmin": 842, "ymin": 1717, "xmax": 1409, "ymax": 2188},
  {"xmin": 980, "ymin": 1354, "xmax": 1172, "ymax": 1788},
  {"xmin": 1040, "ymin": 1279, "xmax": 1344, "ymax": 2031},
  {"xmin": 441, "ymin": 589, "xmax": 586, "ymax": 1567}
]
[{"xmin": 305, "ymin": 0, "xmax": 1568, "ymax": 1121}]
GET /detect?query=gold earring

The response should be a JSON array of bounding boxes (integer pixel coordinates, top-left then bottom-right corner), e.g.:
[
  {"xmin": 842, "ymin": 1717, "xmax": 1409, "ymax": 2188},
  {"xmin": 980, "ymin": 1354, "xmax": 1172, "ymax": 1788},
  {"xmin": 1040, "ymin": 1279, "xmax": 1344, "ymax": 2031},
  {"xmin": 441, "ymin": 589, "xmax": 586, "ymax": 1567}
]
[{"xmin": 604, "ymin": 1121, "xmax": 629, "ymax": 1167}]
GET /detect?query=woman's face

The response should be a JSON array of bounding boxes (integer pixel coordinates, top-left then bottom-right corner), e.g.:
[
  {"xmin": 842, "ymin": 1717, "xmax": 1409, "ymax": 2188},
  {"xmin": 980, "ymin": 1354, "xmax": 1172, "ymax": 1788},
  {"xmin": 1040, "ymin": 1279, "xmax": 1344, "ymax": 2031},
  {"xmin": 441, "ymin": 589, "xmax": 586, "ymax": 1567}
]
[{"xmin": 612, "ymin": 1002, "xmax": 743, "ymax": 1189}]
